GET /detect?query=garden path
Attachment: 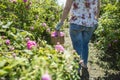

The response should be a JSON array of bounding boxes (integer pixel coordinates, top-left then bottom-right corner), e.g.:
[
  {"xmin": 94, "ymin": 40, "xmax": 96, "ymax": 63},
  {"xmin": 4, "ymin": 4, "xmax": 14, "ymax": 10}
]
[{"xmin": 63, "ymin": 28, "xmax": 105, "ymax": 80}]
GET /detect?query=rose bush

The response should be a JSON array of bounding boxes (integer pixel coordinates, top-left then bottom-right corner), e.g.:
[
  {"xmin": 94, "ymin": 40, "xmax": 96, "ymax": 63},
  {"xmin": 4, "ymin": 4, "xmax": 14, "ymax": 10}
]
[
  {"xmin": 0, "ymin": 21, "xmax": 80, "ymax": 80},
  {"xmin": 0, "ymin": 0, "xmax": 80, "ymax": 80},
  {"xmin": 94, "ymin": 1, "xmax": 120, "ymax": 70},
  {"xmin": 0, "ymin": 0, "xmax": 62, "ymax": 42}
]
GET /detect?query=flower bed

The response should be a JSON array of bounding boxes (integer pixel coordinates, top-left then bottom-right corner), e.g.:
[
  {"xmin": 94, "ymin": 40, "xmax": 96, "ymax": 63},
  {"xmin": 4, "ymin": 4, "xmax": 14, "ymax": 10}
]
[{"xmin": 0, "ymin": 0, "xmax": 80, "ymax": 79}]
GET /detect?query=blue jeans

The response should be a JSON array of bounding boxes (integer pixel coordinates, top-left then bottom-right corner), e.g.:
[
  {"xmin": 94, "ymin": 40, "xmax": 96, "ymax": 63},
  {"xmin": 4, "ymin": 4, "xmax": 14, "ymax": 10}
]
[{"xmin": 69, "ymin": 23, "xmax": 97, "ymax": 65}]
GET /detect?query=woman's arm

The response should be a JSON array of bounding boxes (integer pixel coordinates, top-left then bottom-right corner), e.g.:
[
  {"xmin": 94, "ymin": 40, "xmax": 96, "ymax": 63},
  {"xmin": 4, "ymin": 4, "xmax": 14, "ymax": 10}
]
[
  {"xmin": 97, "ymin": 0, "xmax": 100, "ymax": 19},
  {"xmin": 60, "ymin": 0, "xmax": 73, "ymax": 23}
]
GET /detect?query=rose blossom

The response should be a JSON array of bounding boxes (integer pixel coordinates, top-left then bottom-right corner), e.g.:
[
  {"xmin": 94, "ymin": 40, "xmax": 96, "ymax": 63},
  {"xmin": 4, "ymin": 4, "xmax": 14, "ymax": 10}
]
[
  {"xmin": 41, "ymin": 73, "xmax": 51, "ymax": 80},
  {"xmin": 46, "ymin": 28, "xmax": 50, "ymax": 33},
  {"xmin": 42, "ymin": 23, "xmax": 47, "ymax": 27},
  {"xmin": 30, "ymin": 26, "xmax": 34, "ymax": 30},
  {"xmin": 12, "ymin": 53, "xmax": 16, "ymax": 58},
  {"xmin": 60, "ymin": 32, "xmax": 64, "ymax": 36},
  {"xmin": 27, "ymin": 40, "xmax": 37, "ymax": 50},
  {"xmin": 23, "ymin": 0, "xmax": 27, "ymax": 3},
  {"xmin": 51, "ymin": 31, "xmax": 64, "ymax": 37},
  {"xmin": 25, "ymin": 37, "xmax": 30, "ymax": 42},
  {"xmin": 51, "ymin": 31, "xmax": 57, "ymax": 37},
  {"xmin": 5, "ymin": 39, "xmax": 10, "ymax": 45},
  {"xmin": 9, "ymin": 46, "xmax": 15, "ymax": 51},
  {"xmin": 55, "ymin": 42, "xmax": 64, "ymax": 52}
]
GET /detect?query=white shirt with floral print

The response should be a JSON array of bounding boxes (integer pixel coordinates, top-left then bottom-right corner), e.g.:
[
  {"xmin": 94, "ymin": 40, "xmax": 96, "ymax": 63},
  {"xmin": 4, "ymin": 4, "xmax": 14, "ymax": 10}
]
[{"xmin": 70, "ymin": 0, "xmax": 98, "ymax": 27}]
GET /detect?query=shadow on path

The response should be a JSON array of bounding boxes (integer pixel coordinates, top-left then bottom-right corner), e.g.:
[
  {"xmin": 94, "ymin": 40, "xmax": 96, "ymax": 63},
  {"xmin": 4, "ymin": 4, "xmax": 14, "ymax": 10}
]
[{"xmin": 97, "ymin": 72, "xmax": 120, "ymax": 80}]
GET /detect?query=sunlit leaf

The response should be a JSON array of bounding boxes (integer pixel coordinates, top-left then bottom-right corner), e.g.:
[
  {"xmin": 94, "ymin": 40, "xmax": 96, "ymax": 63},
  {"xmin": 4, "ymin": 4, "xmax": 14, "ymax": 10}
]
[
  {"xmin": 0, "ymin": 70, "xmax": 7, "ymax": 76},
  {"xmin": 23, "ymin": 50, "xmax": 33, "ymax": 55},
  {"xmin": 2, "ymin": 22, "xmax": 12, "ymax": 29},
  {"xmin": 0, "ymin": 60, "xmax": 6, "ymax": 68}
]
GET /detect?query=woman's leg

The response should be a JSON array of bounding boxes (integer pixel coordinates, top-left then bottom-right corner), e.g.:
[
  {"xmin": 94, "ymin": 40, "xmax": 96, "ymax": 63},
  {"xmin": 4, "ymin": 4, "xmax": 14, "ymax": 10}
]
[
  {"xmin": 82, "ymin": 26, "xmax": 97, "ymax": 66},
  {"xmin": 69, "ymin": 24, "xmax": 84, "ymax": 57},
  {"xmin": 69, "ymin": 24, "xmax": 84, "ymax": 71}
]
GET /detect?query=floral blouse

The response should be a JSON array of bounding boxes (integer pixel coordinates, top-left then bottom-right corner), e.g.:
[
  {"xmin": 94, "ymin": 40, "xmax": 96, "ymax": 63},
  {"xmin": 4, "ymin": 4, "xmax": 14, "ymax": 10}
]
[{"xmin": 70, "ymin": 0, "xmax": 98, "ymax": 27}]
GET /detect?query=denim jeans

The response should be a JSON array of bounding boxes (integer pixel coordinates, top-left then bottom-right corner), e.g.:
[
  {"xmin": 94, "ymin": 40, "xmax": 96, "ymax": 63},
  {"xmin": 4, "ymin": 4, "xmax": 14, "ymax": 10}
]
[{"xmin": 69, "ymin": 23, "xmax": 97, "ymax": 65}]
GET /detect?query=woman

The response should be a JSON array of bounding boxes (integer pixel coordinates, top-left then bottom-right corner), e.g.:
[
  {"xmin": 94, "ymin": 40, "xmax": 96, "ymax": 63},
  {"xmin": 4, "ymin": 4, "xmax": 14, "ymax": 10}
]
[{"xmin": 55, "ymin": 0, "xmax": 100, "ymax": 79}]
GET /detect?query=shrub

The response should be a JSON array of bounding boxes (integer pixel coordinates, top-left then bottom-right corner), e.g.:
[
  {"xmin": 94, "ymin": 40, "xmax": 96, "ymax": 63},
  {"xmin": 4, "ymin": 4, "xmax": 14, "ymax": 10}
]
[
  {"xmin": 0, "ymin": 23, "xmax": 80, "ymax": 80},
  {"xmin": 0, "ymin": 0, "xmax": 62, "ymax": 42},
  {"xmin": 94, "ymin": 1, "xmax": 120, "ymax": 70}
]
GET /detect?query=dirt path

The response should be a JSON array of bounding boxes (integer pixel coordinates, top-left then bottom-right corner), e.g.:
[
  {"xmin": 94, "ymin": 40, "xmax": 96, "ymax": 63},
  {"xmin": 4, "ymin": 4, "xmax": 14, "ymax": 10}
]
[{"xmin": 63, "ymin": 28, "xmax": 105, "ymax": 80}]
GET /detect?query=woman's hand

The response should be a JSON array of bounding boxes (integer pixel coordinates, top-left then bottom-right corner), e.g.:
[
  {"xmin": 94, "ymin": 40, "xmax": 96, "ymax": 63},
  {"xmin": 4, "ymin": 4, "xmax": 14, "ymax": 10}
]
[{"xmin": 55, "ymin": 22, "xmax": 63, "ymax": 31}]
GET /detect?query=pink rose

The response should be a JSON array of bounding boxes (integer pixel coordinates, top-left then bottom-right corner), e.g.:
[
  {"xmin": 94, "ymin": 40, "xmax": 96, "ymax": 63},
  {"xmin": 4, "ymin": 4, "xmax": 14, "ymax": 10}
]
[
  {"xmin": 30, "ymin": 26, "xmax": 34, "ymax": 30},
  {"xmin": 12, "ymin": 53, "xmax": 16, "ymax": 58},
  {"xmin": 25, "ymin": 37, "xmax": 30, "ymax": 42},
  {"xmin": 41, "ymin": 73, "xmax": 51, "ymax": 80},
  {"xmin": 51, "ymin": 31, "xmax": 57, "ymax": 37},
  {"xmin": 55, "ymin": 42, "xmax": 64, "ymax": 52},
  {"xmin": 23, "ymin": 0, "xmax": 27, "ymax": 3},
  {"xmin": 46, "ymin": 28, "xmax": 50, "ymax": 33},
  {"xmin": 42, "ymin": 23, "xmax": 47, "ymax": 27},
  {"xmin": 5, "ymin": 39, "xmax": 10, "ymax": 45},
  {"xmin": 60, "ymin": 32, "xmax": 64, "ymax": 36},
  {"xmin": 27, "ymin": 40, "xmax": 37, "ymax": 50},
  {"xmin": 9, "ymin": 46, "xmax": 15, "ymax": 51},
  {"xmin": 51, "ymin": 31, "xmax": 64, "ymax": 37}
]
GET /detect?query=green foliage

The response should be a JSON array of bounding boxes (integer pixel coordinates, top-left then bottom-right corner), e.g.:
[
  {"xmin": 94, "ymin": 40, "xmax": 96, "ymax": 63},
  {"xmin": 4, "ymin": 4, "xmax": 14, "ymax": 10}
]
[
  {"xmin": 0, "ymin": 0, "xmax": 62, "ymax": 41},
  {"xmin": 0, "ymin": 23, "xmax": 80, "ymax": 80},
  {"xmin": 94, "ymin": 1, "xmax": 120, "ymax": 70},
  {"xmin": 0, "ymin": 0, "xmax": 80, "ymax": 79}
]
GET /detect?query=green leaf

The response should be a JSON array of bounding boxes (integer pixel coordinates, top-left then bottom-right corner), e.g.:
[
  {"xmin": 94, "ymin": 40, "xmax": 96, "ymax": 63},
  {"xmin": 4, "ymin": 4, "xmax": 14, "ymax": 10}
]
[
  {"xmin": 0, "ymin": 60, "xmax": 6, "ymax": 68},
  {"xmin": 0, "ymin": 21, "xmax": 3, "ymax": 26},
  {"xmin": 20, "ymin": 31, "xmax": 28, "ymax": 37},
  {"xmin": 0, "ymin": 70, "xmax": 7, "ymax": 76},
  {"xmin": 11, "ymin": 57, "xmax": 27, "ymax": 66},
  {"xmin": 2, "ymin": 22, "xmax": 12, "ymax": 29},
  {"xmin": 0, "ymin": 30, "xmax": 5, "ymax": 33},
  {"xmin": 24, "ymin": 50, "xmax": 33, "ymax": 55},
  {"xmin": 3, "ymin": 66, "xmax": 13, "ymax": 71}
]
